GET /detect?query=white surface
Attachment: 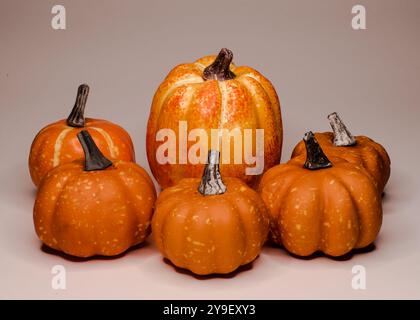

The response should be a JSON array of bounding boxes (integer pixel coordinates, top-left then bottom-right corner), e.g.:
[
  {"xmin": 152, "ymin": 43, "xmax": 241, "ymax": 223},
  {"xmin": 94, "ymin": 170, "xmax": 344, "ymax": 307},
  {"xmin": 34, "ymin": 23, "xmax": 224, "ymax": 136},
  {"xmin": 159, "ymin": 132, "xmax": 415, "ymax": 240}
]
[{"xmin": 0, "ymin": 0, "xmax": 419, "ymax": 299}]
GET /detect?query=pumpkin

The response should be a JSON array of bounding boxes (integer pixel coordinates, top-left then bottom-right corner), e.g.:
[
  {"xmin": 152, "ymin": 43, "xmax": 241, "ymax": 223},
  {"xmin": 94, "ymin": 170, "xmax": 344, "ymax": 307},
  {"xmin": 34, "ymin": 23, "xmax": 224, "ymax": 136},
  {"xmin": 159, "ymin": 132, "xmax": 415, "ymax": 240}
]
[
  {"xmin": 29, "ymin": 84, "xmax": 135, "ymax": 187},
  {"xmin": 33, "ymin": 130, "xmax": 156, "ymax": 257},
  {"xmin": 291, "ymin": 112, "xmax": 390, "ymax": 193},
  {"xmin": 259, "ymin": 132, "xmax": 382, "ymax": 257},
  {"xmin": 152, "ymin": 150, "xmax": 270, "ymax": 275},
  {"xmin": 146, "ymin": 48, "xmax": 283, "ymax": 189}
]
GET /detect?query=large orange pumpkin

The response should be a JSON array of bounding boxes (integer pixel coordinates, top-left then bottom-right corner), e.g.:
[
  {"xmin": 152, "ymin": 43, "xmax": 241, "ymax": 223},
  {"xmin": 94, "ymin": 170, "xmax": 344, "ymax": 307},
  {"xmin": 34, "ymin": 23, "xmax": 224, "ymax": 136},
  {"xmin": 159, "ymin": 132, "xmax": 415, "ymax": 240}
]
[
  {"xmin": 259, "ymin": 132, "xmax": 382, "ymax": 257},
  {"xmin": 291, "ymin": 112, "xmax": 390, "ymax": 193},
  {"xmin": 29, "ymin": 84, "xmax": 135, "ymax": 187},
  {"xmin": 152, "ymin": 150, "xmax": 270, "ymax": 275},
  {"xmin": 146, "ymin": 48, "xmax": 282, "ymax": 188},
  {"xmin": 33, "ymin": 130, "xmax": 156, "ymax": 257}
]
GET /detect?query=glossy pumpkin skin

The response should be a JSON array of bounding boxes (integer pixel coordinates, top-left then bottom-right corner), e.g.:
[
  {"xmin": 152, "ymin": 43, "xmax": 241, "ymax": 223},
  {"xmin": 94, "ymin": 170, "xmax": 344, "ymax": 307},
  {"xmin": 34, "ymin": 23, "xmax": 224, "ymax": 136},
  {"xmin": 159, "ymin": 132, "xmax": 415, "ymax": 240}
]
[
  {"xmin": 33, "ymin": 159, "xmax": 156, "ymax": 258},
  {"xmin": 29, "ymin": 84, "xmax": 135, "ymax": 187},
  {"xmin": 152, "ymin": 177, "xmax": 270, "ymax": 275},
  {"xmin": 291, "ymin": 132, "xmax": 391, "ymax": 193},
  {"xmin": 146, "ymin": 49, "xmax": 283, "ymax": 188},
  {"xmin": 259, "ymin": 154, "xmax": 382, "ymax": 257}
]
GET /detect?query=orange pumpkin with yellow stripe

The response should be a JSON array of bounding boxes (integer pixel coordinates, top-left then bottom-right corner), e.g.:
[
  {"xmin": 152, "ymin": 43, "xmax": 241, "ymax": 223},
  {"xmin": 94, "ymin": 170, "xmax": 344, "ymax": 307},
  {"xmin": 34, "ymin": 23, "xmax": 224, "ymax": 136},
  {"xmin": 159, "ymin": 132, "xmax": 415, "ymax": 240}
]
[
  {"xmin": 146, "ymin": 48, "xmax": 283, "ymax": 188},
  {"xmin": 29, "ymin": 84, "xmax": 135, "ymax": 187}
]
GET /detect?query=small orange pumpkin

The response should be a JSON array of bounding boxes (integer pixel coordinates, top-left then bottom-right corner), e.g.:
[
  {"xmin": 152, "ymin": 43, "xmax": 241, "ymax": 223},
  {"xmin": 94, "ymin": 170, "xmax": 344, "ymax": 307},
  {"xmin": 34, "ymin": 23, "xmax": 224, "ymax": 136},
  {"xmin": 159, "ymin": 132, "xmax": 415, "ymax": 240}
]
[
  {"xmin": 259, "ymin": 132, "xmax": 382, "ymax": 257},
  {"xmin": 146, "ymin": 48, "xmax": 283, "ymax": 188},
  {"xmin": 33, "ymin": 130, "xmax": 156, "ymax": 257},
  {"xmin": 291, "ymin": 112, "xmax": 390, "ymax": 193},
  {"xmin": 152, "ymin": 150, "xmax": 270, "ymax": 275},
  {"xmin": 29, "ymin": 84, "xmax": 135, "ymax": 187}
]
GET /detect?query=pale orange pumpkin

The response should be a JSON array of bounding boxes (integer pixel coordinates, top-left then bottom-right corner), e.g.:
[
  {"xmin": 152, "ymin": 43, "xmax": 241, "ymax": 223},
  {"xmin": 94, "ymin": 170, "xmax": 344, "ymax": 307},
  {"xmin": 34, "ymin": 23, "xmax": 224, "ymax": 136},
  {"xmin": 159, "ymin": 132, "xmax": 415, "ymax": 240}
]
[
  {"xmin": 29, "ymin": 84, "xmax": 135, "ymax": 187},
  {"xmin": 291, "ymin": 112, "xmax": 390, "ymax": 193},
  {"xmin": 152, "ymin": 150, "xmax": 270, "ymax": 275},
  {"xmin": 259, "ymin": 132, "xmax": 382, "ymax": 257},
  {"xmin": 33, "ymin": 130, "xmax": 156, "ymax": 257},
  {"xmin": 146, "ymin": 48, "xmax": 282, "ymax": 188}
]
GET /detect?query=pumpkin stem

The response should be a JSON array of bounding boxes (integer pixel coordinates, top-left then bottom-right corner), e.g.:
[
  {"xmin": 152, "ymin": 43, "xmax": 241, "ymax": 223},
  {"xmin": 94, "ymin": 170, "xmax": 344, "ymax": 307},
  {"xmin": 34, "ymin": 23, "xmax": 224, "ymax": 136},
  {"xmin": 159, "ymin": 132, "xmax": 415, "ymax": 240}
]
[
  {"xmin": 328, "ymin": 112, "xmax": 356, "ymax": 146},
  {"xmin": 203, "ymin": 48, "xmax": 236, "ymax": 81},
  {"xmin": 303, "ymin": 131, "xmax": 332, "ymax": 170},
  {"xmin": 67, "ymin": 84, "xmax": 90, "ymax": 127},
  {"xmin": 198, "ymin": 150, "xmax": 227, "ymax": 195},
  {"xmin": 77, "ymin": 130, "xmax": 112, "ymax": 171}
]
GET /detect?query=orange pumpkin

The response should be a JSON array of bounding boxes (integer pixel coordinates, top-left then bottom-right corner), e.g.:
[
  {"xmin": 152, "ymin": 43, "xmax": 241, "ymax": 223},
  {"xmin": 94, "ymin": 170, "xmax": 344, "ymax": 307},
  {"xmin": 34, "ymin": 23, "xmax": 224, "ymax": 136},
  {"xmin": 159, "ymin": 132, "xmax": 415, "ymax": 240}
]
[
  {"xmin": 33, "ymin": 130, "xmax": 156, "ymax": 257},
  {"xmin": 29, "ymin": 84, "xmax": 135, "ymax": 187},
  {"xmin": 259, "ymin": 132, "xmax": 382, "ymax": 257},
  {"xmin": 146, "ymin": 48, "xmax": 282, "ymax": 189},
  {"xmin": 291, "ymin": 112, "xmax": 390, "ymax": 192},
  {"xmin": 152, "ymin": 150, "xmax": 270, "ymax": 275}
]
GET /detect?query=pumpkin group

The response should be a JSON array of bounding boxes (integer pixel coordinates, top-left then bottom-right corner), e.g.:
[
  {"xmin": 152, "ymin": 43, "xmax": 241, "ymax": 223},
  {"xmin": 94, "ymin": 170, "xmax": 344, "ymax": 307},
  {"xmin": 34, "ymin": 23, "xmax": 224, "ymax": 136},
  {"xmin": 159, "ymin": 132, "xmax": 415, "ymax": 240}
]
[
  {"xmin": 33, "ymin": 130, "xmax": 156, "ymax": 257},
  {"xmin": 291, "ymin": 112, "xmax": 390, "ymax": 193},
  {"xmin": 29, "ymin": 84, "xmax": 135, "ymax": 187},
  {"xmin": 27, "ymin": 49, "xmax": 392, "ymax": 272},
  {"xmin": 259, "ymin": 132, "xmax": 383, "ymax": 257},
  {"xmin": 152, "ymin": 150, "xmax": 270, "ymax": 275},
  {"xmin": 146, "ymin": 48, "xmax": 283, "ymax": 189}
]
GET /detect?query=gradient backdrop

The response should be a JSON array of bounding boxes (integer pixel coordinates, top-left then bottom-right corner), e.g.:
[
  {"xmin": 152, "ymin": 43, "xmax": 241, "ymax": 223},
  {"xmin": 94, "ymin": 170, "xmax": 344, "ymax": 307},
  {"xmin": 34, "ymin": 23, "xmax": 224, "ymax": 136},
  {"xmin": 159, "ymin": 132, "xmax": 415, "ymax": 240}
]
[{"xmin": 0, "ymin": 0, "xmax": 419, "ymax": 299}]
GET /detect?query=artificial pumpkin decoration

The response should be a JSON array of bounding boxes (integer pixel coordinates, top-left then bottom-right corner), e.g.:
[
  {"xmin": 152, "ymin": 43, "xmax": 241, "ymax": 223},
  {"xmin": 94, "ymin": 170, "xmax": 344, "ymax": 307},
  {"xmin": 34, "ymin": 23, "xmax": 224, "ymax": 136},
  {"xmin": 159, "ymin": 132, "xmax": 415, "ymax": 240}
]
[
  {"xmin": 33, "ymin": 130, "xmax": 156, "ymax": 257},
  {"xmin": 259, "ymin": 132, "xmax": 382, "ymax": 257},
  {"xmin": 291, "ymin": 112, "xmax": 390, "ymax": 193},
  {"xmin": 152, "ymin": 150, "xmax": 270, "ymax": 275},
  {"xmin": 146, "ymin": 48, "xmax": 283, "ymax": 188},
  {"xmin": 29, "ymin": 84, "xmax": 135, "ymax": 187}
]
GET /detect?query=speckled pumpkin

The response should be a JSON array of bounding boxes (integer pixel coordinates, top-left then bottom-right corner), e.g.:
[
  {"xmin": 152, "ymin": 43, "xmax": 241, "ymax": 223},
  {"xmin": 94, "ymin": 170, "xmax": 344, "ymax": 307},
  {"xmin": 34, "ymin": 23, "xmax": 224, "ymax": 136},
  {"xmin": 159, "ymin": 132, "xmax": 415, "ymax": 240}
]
[
  {"xmin": 29, "ymin": 84, "xmax": 135, "ymax": 187},
  {"xmin": 291, "ymin": 112, "xmax": 390, "ymax": 193},
  {"xmin": 146, "ymin": 48, "xmax": 282, "ymax": 188},
  {"xmin": 33, "ymin": 130, "xmax": 156, "ymax": 257},
  {"xmin": 152, "ymin": 150, "xmax": 270, "ymax": 275},
  {"xmin": 259, "ymin": 132, "xmax": 382, "ymax": 257}
]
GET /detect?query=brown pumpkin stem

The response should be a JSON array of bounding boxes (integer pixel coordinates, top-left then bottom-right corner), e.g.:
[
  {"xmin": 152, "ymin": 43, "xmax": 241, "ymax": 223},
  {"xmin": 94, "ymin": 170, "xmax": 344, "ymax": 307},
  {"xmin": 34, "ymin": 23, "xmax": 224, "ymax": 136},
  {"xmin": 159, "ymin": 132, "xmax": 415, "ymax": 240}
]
[
  {"xmin": 303, "ymin": 131, "xmax": 332, "ymax": 170},
  {"xmin": 67, "ymin": 84, "xmax": 90, "ymax": 127},
  {"xmin": 77, "ymin": 130, "xmax": 112, "ymax": 171},
  {"xmin": 202, "ymin": 48, "xmax": 236, "ymax": 81},
  {"xmin": 328, "ymin": 112, "xmax": 356, "ymax": 146},
  {"xmin": 198, "ymin": 150, "xmax": 227, "ymax": 195}
]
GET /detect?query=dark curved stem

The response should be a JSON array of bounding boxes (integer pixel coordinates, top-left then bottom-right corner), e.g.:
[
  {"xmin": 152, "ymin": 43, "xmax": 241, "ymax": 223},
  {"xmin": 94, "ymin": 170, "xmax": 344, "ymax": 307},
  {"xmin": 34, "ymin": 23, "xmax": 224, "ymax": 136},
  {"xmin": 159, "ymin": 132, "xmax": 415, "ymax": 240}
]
[
  {"xmin": 328, "ymin": 112, "xmax": 356, "ymax": 146},
  {"xmin": 303, "ymin": 131, "xmax": 332, "ymax": 170},
  {"xmin": 198, "ymin": 150, "xmax": 227, "ymax": 195},
  {"xmin": 203, "ymin": 48, "xmax": 236, "ymax": 81},
  {"xmin": 77, "ymin": 130, "xmax": 112, "ymax": 171},
  {"xmin": 67, "ymin": 84, "xmax": 89, "ymax": 127}
]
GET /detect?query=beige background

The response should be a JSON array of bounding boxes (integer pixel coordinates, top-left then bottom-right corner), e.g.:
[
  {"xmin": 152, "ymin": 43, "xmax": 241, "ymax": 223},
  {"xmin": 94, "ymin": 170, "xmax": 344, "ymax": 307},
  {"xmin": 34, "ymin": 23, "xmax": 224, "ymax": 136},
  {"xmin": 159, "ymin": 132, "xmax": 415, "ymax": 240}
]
[{"xmin": 0, "ymin": 0, "xmax": 419, "ymax": 299}]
